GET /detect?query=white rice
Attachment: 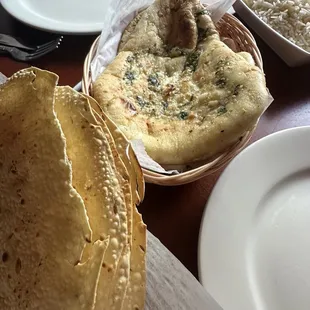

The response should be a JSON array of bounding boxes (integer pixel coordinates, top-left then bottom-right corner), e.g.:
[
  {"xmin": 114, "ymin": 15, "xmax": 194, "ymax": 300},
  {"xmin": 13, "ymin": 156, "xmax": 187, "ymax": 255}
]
[{"xmin": 245, "ymin": 0, "xmax": 310, "ymax": 52}]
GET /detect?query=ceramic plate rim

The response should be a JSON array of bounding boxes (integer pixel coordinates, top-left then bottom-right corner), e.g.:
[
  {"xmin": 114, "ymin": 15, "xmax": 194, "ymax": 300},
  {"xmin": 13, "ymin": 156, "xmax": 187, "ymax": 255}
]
[
  {"xmin": 1, "ymin": 0, "xmax": 105, "ymax": 34},
  {"xmin": 198, "ymin": 126, "xmax": 310, "ymax": 309}
]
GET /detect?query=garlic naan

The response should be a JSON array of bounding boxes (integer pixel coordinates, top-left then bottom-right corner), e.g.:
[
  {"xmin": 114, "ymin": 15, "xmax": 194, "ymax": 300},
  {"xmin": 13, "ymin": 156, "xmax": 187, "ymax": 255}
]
[{"xmin": 93, "ymin": 0, "xmax": 269, "ymax": 165}]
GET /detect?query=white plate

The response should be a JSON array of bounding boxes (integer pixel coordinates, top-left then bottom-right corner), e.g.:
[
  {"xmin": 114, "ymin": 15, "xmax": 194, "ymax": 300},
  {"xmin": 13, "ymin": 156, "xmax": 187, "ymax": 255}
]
[
  {"xmin": 199, "ymin": 126, "xmax": 310, "ymax": 310},
  {"xmin": 1, "ymin": 0, "xmax": 109, "ymax": 34}
]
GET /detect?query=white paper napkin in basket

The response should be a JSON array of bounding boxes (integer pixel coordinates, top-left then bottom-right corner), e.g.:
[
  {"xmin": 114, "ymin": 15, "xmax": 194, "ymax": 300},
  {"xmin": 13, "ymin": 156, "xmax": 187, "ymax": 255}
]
[{"xmin": 90, "ymin": 0, "xmax": 236, "ymax": 175}]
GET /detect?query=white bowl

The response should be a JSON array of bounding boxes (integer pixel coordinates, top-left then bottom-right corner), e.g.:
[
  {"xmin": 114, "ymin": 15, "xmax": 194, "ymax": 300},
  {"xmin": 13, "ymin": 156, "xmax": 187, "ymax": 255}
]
[{"xmin": 233, "ymin": 0, "xmax": 310, "ymax": 67}]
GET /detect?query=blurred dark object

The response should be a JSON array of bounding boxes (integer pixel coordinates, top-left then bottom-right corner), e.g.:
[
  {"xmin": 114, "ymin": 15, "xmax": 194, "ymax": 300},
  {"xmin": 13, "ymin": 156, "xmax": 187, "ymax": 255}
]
[
  {"xmin": 0, "ymin": 36, "xmax": 62, "ymax": 62},
  {"xmin": 0, "ymin": 33, "xmax": 62, "ymax": 51}
]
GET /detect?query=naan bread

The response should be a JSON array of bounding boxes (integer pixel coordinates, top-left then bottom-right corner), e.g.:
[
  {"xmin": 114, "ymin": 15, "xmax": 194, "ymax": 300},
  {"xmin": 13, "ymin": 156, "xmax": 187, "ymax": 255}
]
[
  {"xmin": 93, "ymin": 0, "xmax": 270, "ymax": 165},
  {"xmin": 119, "ymin": 0, "xmax": 201, "ymax": 55},
  {"xmin": 55, "ymin": 88, "xmax": 146, "ymax": 310}
]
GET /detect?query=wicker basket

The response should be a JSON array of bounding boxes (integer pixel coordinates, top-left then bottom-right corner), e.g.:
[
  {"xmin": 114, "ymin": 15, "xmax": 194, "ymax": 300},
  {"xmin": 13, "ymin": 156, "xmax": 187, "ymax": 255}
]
[{"xmin": 82, "ymin": 13, "xmax": 263, "ymax": 186}]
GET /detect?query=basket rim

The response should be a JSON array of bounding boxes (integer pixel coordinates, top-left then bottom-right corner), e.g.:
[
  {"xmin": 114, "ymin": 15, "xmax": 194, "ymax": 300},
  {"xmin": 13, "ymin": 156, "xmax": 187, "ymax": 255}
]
[
  {"xmin": 141, "ymin": 128, "xmax": 254, "ymax": 185},
  {"xmin": 82, "ymin": 13, "xmax": 263, "ymax": 185}
]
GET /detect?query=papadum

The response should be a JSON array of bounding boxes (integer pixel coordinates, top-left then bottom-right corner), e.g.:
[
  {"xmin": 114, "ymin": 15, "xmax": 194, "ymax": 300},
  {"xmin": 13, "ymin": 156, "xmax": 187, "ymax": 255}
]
[{"xmin": 0, "ymin": 68, "xmax": 146, "ymax": 310}]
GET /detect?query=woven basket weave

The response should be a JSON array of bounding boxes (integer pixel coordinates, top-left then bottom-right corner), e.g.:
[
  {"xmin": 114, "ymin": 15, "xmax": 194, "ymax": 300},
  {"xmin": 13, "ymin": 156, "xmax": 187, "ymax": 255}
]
[{"xmin": 82, "ymin": 13, "xmax": 263, "ymax": 186}]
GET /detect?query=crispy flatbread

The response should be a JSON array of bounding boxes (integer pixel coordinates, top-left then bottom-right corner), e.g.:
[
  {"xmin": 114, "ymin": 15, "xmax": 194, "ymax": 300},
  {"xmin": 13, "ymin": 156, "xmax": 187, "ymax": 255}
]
[
  {"xmin": 122, "ymin": 211, "xmax": 146, "ymax": 310},
  {"xmin": 89, "ymin": 99, "xmax": 145, "ymax": 205},
  {"xmin": 55, "ymin": 87, "xmax": 132, "ymax": 310},
  {"xmin": 93, "ymin": 0, "xmax": 269, "ymax": 165},
  {"xmin": 0, "ymin": 68, "xmax": 146, "ymax": 310},
  {"xmin": 90, "ymin": 106, "xmax": 146, "ymax": 310},
  {"xmin": 0, "ymin": 68, "xmax": 108, "ymax": 310}
]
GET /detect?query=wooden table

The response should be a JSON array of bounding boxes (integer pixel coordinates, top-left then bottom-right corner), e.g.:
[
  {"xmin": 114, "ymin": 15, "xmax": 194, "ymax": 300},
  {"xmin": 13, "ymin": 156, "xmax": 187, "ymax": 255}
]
[{"xmin": 1, "ymin": 6, "xmax": 310, "ymax": 280}]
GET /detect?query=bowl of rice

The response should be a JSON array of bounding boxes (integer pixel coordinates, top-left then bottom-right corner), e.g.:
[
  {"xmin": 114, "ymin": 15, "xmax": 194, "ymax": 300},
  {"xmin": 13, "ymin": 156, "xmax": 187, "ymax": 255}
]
[{"xmin": 233, "ymin": 0, "xmax": 310, "ymax": 67}]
